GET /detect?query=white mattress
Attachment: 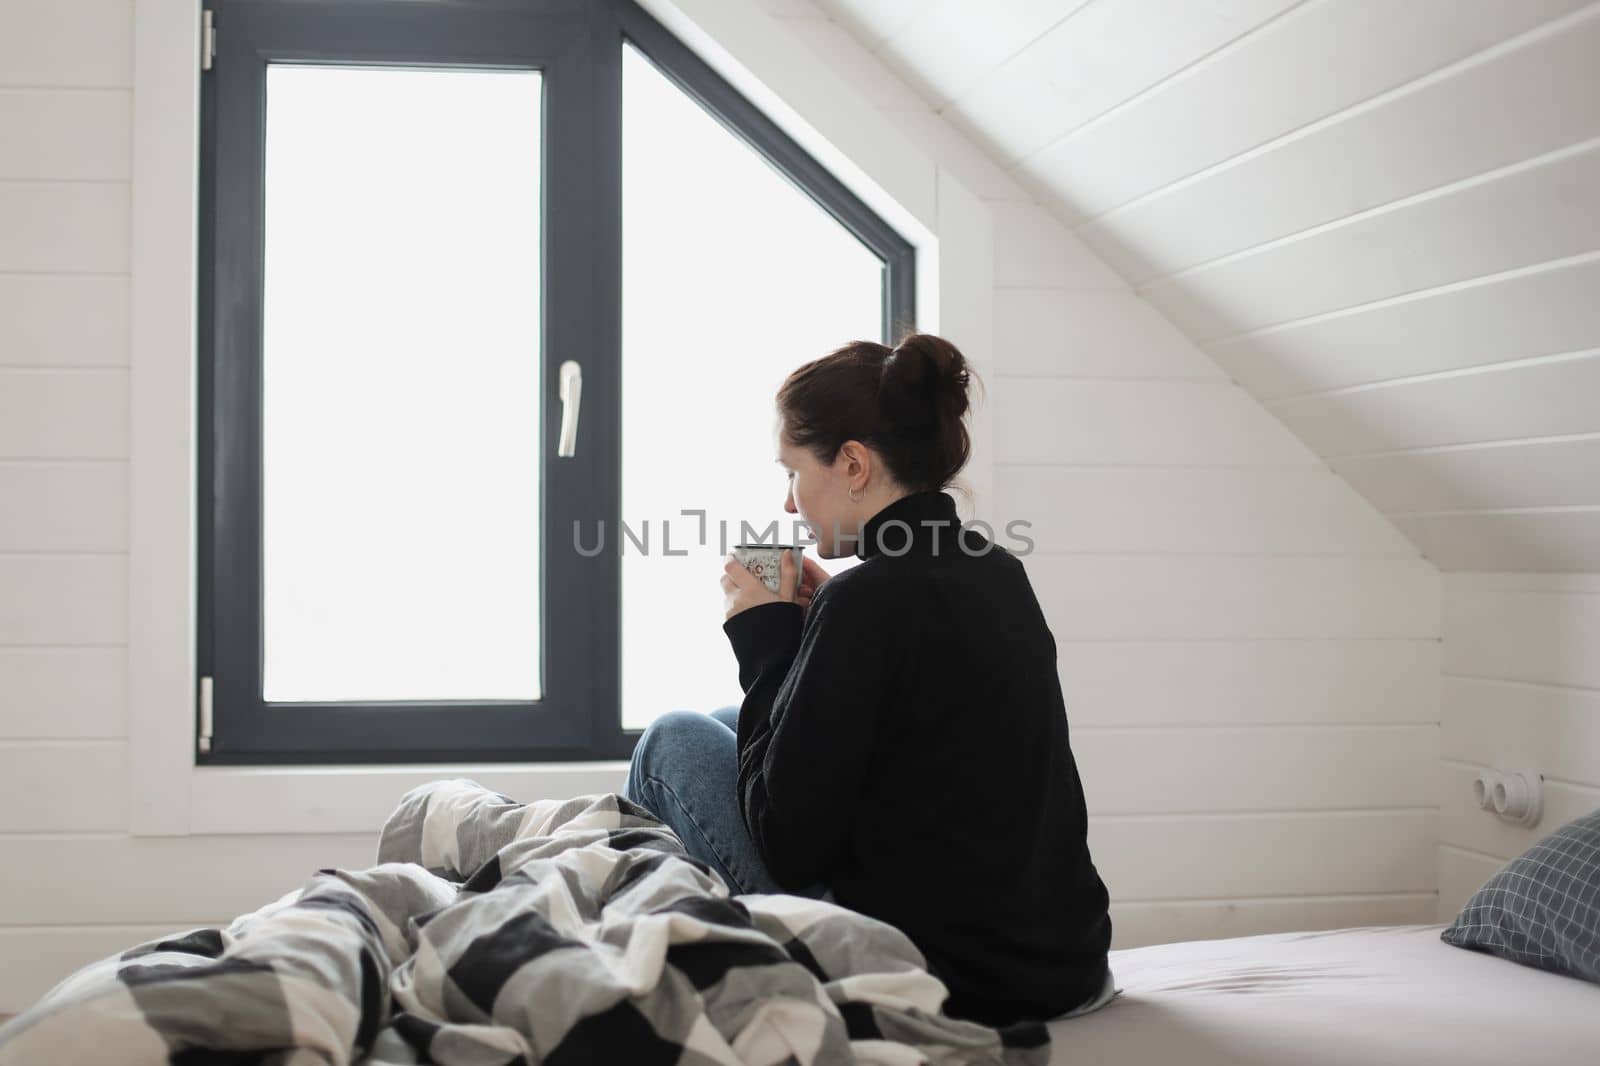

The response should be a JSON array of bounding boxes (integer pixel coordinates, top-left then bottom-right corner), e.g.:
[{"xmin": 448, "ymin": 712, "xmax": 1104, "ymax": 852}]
[{"xmin": 1045, "ymin": 923, "xmax": 1600, "ymax": 1065}]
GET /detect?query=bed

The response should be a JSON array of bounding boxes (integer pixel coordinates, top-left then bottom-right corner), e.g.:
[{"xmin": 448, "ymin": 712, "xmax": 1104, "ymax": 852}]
[
  {"xmin": 1046, "ymin": 922, "xmax": 1600, "ymax": 1065},
  {"xmin": 2, "ymin": 781, "xmax": 1595, "ymax": 1063}
]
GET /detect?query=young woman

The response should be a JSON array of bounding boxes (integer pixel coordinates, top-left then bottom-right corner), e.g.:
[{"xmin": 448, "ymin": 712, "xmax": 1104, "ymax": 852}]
[{"xmin": 624, "ymin": 333, "xmax": 1114, "ymax": 1027}]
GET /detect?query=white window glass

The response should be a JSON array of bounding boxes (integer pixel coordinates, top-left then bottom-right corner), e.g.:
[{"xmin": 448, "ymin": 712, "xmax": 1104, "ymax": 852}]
[
  {"xmin": 621, "ymin": 44, "xmax": 883, "ymax": 730},
  {"xmin": 261, "ymin": 65, "xmax": 543, "ymax": 703}
]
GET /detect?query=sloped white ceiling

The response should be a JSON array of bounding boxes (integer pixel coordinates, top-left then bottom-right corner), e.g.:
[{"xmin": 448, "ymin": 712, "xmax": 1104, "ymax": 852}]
[{"xmin": 812, "ymin": 0, "xmax": 1600, "ymax": 572}]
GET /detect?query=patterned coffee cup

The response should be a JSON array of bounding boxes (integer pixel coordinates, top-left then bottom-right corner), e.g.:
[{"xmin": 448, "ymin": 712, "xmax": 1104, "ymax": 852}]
[{"xmin": 731, "ymin": 543, "xmax": 804, "ymax": 594}]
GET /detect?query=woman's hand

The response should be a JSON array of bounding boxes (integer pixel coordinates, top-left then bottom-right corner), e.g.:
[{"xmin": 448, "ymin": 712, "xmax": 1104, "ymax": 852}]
[
  {"xmin": 796, "ymin": 554, "xmax": 831, "ymax": 614},
  {"xmin": 722, "ymin": 548, "xmax": 801, "ymax": 622}
]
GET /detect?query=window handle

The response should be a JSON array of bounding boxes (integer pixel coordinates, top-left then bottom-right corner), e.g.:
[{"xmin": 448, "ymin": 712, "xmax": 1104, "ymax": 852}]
[{"xmin": 557, "ymin": 359, "xmax": 582, "ymax": 457}]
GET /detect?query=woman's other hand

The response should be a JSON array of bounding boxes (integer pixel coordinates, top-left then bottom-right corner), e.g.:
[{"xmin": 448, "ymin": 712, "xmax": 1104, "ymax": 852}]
[
  {"xmin": 722, "ymin": 548, "xmax": 801, "ymax": 621},
  {"xmin": 796, "ymin": 554, "xmax": 830, "ymax": 614}
]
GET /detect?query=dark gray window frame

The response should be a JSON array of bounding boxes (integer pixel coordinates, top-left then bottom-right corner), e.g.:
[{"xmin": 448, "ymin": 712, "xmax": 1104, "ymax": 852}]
[{"xmin": 197, "ymin": 0, "xmax": 916, "ymax": 765}]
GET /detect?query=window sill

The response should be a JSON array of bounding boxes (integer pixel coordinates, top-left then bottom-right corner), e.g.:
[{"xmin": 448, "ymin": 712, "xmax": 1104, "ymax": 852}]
[{"xmin": 186, "ymin": 761, "xmax": 632, "ymax": 835}]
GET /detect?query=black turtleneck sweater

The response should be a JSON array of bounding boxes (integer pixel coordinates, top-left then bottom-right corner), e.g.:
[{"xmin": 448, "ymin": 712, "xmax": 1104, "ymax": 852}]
[{"xmin": 721, "ymin": 489, "xmax": 1112, "ymax": 1027}]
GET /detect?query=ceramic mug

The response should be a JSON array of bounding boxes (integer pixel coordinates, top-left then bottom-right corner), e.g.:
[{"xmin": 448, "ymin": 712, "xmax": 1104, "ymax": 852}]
[{"xmin": 731, "ymin": 543, "xmax": 804, "ymax": 594}]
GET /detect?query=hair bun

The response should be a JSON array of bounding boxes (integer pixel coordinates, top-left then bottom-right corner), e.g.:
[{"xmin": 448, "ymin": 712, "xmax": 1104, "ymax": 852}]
[
  {"xmin": 880, "ymin": 333, "xmax": 972, "ymax": 428},
  {"xmin": 777, "ymin": 333, "xmax": 978, "ymax": 497}
]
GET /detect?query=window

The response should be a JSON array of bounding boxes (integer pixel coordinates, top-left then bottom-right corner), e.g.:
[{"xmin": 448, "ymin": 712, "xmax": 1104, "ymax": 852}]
[{"xmin": 198, "ymin": 0, "xmax": 914, "ymax": 763}]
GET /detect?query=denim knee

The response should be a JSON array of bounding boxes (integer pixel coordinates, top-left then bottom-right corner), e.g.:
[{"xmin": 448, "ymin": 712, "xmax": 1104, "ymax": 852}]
[
  {"xmin": 633, "ymin": 709, "xmax": 709, "ymax": 763},
  {"xmin": 628, "ymin": 710, "xmax": 710, "ymax": 793}
]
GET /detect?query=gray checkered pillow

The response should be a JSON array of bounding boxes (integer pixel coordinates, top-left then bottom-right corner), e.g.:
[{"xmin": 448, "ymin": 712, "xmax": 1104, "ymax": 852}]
[{"xmin": 1441, "ymin": 806, "xmax": 1600, "ymax": 983}]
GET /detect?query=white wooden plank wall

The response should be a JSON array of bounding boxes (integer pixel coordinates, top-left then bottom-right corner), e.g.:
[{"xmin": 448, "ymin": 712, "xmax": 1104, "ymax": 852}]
[
  {"xmin": 0, "ymin": 0, "xmax": 1443, "ymax": 1014},
  {"xmin": 774, "ymin": 0, "xmax": 1441, "ymax": 950},
  {"xmin": 818, "ymin": 0, "xmax": 1600, "ymax": 572},
  {"xmin": 1111, "ymin": 0, "xmax": 1600, "ymax": 570},
  {"xmin": 1436, "ymin": 573, "xmax": 1600, "ymax": 919}
]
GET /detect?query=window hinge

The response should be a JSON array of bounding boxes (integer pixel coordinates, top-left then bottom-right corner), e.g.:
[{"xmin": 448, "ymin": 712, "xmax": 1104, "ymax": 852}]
[
  {"xmin": 201, "ymin": 10, "xmax": 216, "ymax": 72},
  {"xmin": 198, "ymin": 675, "xmax": 214, "ymax": 754}
]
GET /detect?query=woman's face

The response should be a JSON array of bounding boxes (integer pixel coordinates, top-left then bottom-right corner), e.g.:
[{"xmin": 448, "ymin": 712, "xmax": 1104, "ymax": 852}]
[
  {"xmin": 777, "ymin": 435, "xmax": 852, "ymax": 559},
  {"xmin": 774, "ymin": 428, "xmax": 876, "ymax": 557}
]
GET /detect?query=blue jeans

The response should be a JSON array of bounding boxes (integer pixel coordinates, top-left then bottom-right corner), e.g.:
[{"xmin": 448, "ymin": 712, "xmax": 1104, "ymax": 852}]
[{"xmin": 624, "ymin": 705, "xmax": 830, "ymax": 899}]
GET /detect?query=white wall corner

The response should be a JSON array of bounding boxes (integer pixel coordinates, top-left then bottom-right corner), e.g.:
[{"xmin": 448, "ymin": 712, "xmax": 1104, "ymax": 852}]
[{"xmin": 636, "ymin": 0, "xmax": 938, "ymax": 238}]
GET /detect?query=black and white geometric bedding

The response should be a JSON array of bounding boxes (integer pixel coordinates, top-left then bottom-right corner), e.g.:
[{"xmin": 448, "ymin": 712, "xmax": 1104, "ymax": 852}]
[{"xmin": 0, "ymin": 780, "xmax": 1054, "ymax": 1064}]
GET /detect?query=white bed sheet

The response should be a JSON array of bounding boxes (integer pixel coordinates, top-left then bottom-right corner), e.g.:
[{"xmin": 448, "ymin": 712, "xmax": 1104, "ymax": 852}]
[{"xmin": 1045, "ymin": 923, "xmax": 1599, "ymax": 1066}]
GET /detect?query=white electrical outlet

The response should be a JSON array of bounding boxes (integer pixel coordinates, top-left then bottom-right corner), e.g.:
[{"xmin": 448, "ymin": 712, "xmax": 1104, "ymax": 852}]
[{"xmin": 1475, "ymin": 768, "xmax": 1543, "ymax": 828}]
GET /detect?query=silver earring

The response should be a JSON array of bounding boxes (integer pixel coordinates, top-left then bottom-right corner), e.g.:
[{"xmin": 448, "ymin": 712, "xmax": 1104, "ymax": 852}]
[{"xmin": 847, "ymin": 487, "xmax": 863, "ymax": 502}]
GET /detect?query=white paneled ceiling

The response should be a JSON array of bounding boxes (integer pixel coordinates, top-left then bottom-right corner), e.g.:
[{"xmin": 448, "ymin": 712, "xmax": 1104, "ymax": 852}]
[{"xmin": 813, "ymin": 0, "xmax": 1600, "ymax": 572}]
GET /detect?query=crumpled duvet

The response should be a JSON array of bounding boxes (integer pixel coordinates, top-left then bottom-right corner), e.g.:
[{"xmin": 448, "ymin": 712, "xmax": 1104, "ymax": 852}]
[{"xmin": 0, "ymin": 780, "xmax": 1053, "ymax": 1064}]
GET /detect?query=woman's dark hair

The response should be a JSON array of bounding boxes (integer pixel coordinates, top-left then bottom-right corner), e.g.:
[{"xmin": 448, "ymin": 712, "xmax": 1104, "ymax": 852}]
[{"xmin": 776, "ymin": 332, "xmax": 983, "ymax": 495}]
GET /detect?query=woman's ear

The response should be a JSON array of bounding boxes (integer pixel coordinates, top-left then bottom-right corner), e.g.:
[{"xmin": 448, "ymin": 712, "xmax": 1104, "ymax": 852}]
[{"xmin": 838, "ymin": 439, "xmax": 870, "ymax": 481}]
